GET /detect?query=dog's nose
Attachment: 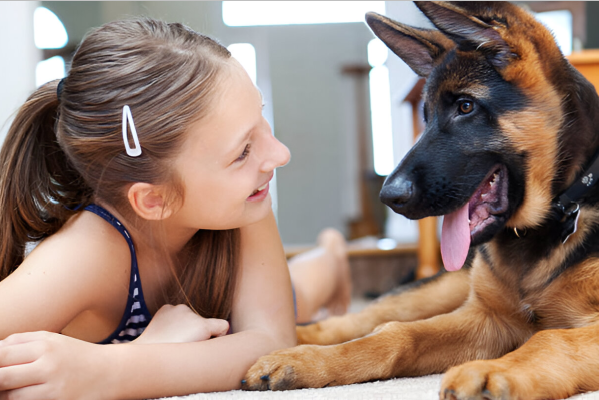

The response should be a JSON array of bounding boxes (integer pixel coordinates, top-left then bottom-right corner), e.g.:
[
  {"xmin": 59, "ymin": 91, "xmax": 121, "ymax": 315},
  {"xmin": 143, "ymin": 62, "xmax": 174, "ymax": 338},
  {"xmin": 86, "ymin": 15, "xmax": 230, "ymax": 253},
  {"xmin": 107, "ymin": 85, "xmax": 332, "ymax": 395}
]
[{"xmin": 380, "ymin": 174, "xmax": 414, "ymax": 211}]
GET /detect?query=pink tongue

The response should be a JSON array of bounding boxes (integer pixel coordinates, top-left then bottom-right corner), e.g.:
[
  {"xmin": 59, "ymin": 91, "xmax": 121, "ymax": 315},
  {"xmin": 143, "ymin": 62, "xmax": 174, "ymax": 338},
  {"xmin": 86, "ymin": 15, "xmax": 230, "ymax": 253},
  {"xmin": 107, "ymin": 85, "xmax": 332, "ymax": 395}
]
[{"xmin": 441, "ymin": 203, "xmax": 471, "ymax": 271}]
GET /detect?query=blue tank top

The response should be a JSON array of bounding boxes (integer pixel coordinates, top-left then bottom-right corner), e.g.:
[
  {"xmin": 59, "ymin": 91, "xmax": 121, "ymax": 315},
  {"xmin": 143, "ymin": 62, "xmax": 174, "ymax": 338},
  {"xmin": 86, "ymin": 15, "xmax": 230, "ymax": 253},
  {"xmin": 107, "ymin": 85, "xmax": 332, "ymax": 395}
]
[{"xmin": 85, "ymin": 204, "xmax": 153, "ymax": 344}]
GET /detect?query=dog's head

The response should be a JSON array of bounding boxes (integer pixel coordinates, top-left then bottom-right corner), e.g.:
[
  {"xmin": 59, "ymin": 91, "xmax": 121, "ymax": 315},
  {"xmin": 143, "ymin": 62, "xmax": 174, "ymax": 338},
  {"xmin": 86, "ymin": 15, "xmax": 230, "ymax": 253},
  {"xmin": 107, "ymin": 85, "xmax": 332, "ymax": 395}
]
[{"xmin": 368, "ymin": 2, "xmax": 599, "ymax": 270}]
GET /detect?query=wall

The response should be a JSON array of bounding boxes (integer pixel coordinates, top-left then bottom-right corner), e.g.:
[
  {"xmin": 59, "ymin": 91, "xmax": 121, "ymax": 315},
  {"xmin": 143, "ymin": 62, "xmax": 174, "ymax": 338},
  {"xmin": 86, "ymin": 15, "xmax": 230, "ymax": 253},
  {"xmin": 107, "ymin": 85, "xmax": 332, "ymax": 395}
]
[
  {"xmin": 586, "ymin": 2, "xmax": 599, "ymax": 48},
  {"xmin": 4, "ymin": 2, "xmax": 598, "ymax": 246},
  {"xmin": 233, "ymin": 23, "xmax": 372, "ymax": 244},
  {"xmin": 38, "ymin": 1, "xmax": 374, "ymax": 245},
  {"xmin": 0, "ymin": 1, "xmax": 40, "ymax": 142}
]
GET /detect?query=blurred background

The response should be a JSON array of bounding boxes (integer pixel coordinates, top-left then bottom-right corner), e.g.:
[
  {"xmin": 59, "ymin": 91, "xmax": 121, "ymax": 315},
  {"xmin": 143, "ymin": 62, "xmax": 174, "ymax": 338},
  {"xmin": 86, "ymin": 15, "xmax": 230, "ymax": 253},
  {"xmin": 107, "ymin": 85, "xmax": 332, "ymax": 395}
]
[{"xmin": 0, "ymin": 1, "xmax": 594, "ymax": 298}]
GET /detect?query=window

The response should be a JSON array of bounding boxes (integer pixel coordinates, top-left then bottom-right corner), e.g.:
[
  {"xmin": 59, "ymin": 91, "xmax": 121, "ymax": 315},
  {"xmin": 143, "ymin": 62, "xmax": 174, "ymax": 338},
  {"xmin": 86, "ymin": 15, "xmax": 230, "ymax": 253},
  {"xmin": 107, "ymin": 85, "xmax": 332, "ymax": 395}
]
[
  {"xmin": 33, "ymin": 7, "xmax": 68, "ymax": 49},
  {"xmin": 535, "ymin": 10, "xmax": 573, "ymax": 55},
  {"xmin": 35, "ymin": 56, "xmax": 65, "ymax": 87},
  {"xmin": 368, "ymin": 39, "xmax": 393, "ymax": 176},
  {"xmin": 223, "ymin": 1, "xmax": 385, "ymax": 26},
  {"xmin": 34, "ymin": 7, "xmax": 68, "ymax": 86},
  {"xmin": 227, "ymin": 43, "xmax": 257, "ymax": 85}
]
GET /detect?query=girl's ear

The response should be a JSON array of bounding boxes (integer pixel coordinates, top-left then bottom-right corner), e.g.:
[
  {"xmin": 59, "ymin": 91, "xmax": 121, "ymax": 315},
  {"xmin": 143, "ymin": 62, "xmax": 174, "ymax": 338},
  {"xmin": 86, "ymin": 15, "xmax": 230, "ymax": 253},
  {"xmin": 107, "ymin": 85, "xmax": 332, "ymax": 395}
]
[{"xmin": 127, "ymin": 182, "xmax": 173, "ymax": 220}]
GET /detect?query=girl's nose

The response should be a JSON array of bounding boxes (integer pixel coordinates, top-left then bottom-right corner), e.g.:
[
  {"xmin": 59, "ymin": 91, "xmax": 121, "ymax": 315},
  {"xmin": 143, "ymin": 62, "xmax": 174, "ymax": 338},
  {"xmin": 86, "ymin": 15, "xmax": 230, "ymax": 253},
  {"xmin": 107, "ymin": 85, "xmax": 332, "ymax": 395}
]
[{"xmin": 260, "ymin": 134, "xmax": 290, "ymax": 172}]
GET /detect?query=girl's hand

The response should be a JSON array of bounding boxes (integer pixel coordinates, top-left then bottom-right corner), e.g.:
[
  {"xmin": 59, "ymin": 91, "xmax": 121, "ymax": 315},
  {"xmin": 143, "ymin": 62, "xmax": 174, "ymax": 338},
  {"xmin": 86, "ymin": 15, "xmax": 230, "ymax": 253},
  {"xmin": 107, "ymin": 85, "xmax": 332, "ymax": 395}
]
[
  {"xmin": 133, "ymin": 304, "xmax": 229, "ymax": 345},
  {"xmin": 0, "ymin": 331, "xmax": 110, "ymax": 400}
]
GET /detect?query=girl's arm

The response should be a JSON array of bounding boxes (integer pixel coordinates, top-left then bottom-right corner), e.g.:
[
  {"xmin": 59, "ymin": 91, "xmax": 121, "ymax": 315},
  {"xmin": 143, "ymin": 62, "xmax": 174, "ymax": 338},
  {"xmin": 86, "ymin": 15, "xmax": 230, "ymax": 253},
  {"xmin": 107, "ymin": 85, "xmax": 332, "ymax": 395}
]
[
  {"xmin": 0, "ymin": 211, "xmax": 296, "ymax": 398},
  {"xmin": 0, "ymin": 214, "xmax": 133, "ymax": 340},
  {"xmin": 113, "ymin": 210, "xmax": 296, "ymax": 397}
]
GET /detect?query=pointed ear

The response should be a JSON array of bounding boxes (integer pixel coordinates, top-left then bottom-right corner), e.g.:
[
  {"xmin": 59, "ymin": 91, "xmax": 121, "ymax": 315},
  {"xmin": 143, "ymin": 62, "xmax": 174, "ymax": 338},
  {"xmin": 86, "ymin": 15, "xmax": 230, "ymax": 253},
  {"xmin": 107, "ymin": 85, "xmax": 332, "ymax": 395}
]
[
  {"xmin": 414, "ymin": 1, "xmax": 513, "ymax": 68},
  {"xmin": 127, "ymin": 183, "xmax": 173, "ymax": 221},
  {"xmin": 365, "ymin": 12, "xmax": 453, "ymax": 77}
]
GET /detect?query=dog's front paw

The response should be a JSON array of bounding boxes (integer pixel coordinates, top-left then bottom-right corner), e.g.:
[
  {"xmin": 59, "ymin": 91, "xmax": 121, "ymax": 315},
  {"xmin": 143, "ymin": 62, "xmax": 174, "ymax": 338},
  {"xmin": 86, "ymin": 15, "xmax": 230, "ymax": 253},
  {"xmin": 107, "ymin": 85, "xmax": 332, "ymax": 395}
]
[
  {"xmin": 440, "ymin": 360, "xmax": 522, "ymax": 400},
  {"xmin": 242, "ymin": 345, "xmax": 335, "ymax": 391}
]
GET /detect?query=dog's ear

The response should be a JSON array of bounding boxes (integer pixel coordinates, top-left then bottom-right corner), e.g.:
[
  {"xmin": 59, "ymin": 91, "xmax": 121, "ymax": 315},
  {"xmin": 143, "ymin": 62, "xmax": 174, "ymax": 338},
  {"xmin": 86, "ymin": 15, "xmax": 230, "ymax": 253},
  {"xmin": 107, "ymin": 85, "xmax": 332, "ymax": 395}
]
[
  {"xmin": 365, "ymin": 12, "xmax": 453, "ymax": 77},
  {"xmin": 414, "ymin": 1, "xmax": 513, "ymax": 69}
]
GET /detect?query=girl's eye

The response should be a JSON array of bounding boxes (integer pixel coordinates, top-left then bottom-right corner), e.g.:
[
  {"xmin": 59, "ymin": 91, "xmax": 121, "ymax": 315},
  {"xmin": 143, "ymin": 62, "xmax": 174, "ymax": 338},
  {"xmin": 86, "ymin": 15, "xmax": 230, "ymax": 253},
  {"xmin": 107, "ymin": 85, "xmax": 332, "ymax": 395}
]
[
  {"xmin": 236, "ymin": 144, "xmax": 251, "ymax": 162},
  {"xmin": 458, "ymin": 100, "xmax": 474, "ymax": 114}
]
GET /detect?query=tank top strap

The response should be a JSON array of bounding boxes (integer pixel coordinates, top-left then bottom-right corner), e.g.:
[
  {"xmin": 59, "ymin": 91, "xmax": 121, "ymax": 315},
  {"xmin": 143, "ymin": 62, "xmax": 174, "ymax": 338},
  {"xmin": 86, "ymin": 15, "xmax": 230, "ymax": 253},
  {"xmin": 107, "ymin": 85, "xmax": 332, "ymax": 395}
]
[{"xmin": 84, "ymin": 204, "xmax": 152, "ymax": 344}]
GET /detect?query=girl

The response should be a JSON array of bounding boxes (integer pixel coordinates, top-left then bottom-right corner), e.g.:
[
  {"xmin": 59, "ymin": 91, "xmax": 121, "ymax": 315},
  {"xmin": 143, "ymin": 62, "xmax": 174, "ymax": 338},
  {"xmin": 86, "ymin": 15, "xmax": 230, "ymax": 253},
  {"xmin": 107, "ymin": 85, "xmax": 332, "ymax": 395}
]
[{"xmin": 0, "ymin": 18, "xmax": 350, "ymax": 399}]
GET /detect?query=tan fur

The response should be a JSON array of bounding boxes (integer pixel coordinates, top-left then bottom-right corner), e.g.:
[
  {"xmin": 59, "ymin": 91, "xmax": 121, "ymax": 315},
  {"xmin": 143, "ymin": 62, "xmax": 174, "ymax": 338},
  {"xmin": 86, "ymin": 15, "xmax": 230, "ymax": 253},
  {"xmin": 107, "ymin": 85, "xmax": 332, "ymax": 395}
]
[
  {"xmin": 501, "ymin": 101, "xmax": 563, "ymax": 228},
  {"xmin": 297, "ymin": 268, "xmax": 471, "ymax": 346},
  {"xmin": 242, "ymin": 3, "xmax": 599, "ymax": 398}
]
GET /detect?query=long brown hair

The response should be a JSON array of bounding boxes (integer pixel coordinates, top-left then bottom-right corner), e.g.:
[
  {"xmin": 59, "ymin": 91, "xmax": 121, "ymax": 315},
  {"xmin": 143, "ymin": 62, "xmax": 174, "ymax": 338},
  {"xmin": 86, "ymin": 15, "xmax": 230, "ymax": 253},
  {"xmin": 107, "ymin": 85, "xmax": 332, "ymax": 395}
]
[{"xmin": 0, "ymin": 19, "xmax": 240, "ymax": 320}]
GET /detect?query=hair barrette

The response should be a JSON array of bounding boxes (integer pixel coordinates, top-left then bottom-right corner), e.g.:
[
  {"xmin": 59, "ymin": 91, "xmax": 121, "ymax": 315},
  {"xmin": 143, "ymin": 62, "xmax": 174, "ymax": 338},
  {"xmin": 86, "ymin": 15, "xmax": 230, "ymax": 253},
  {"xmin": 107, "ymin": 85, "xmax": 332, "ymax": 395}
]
[{"xmin": 122, "ymin": 105, "xmax": 142, "ymax": 157}]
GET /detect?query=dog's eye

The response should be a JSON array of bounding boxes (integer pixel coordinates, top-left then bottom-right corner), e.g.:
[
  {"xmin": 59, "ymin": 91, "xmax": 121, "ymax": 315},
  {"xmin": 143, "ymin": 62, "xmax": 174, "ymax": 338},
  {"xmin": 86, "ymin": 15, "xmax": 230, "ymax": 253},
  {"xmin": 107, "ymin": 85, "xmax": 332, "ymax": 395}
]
[{"xmin": 458, "ymin": 101, "xmax": 474, "ymax": 115}]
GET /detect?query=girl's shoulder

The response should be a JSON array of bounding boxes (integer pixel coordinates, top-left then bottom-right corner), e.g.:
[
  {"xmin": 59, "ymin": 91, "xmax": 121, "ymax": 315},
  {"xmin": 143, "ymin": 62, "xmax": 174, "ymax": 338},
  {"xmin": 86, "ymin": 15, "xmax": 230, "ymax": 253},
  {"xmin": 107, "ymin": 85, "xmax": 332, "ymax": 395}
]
[
  {"xmin": 19, "ymin": 210, "xmax": 132, "ymax": 302},
  {"xmin": 29, "ymin": 210, "xmax": 130, "ymax": 266},
  {"xmin": 0, "ymin": 210, "xmax": 133, "ymax": 338}
]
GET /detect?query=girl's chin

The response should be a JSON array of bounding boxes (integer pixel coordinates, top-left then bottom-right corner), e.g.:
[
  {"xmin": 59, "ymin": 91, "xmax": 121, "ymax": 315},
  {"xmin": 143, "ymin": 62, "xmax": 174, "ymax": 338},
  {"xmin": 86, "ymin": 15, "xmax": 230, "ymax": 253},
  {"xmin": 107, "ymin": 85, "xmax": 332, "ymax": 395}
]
[{"xmin": 244, "ymin": 194, "xmax": 272, "ymax": 220}]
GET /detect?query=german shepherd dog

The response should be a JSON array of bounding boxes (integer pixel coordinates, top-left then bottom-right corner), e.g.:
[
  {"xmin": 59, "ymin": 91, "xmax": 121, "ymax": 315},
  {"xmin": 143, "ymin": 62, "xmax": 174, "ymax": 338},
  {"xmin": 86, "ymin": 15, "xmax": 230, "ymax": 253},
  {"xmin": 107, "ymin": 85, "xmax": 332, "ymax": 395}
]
[{"xmin": 243, "ymin": 2, "xmax": 599, "ymax": 399}]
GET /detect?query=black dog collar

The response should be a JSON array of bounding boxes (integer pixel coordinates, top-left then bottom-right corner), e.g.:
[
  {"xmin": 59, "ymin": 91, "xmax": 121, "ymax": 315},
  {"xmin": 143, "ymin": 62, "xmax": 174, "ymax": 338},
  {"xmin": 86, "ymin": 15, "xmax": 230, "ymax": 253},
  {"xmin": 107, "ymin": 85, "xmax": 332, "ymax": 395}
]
[{"xmin": 553, "ymin": 151, "xmax": 599, "ymax": 243}]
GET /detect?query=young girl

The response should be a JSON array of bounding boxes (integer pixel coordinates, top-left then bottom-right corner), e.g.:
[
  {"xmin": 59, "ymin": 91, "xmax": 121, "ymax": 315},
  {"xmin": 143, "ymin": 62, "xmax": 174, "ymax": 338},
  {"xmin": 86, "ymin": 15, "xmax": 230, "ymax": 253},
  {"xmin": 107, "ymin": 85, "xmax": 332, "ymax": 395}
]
[{"xmin": 0, "ymin": 18, "xmax": 350, "ymax": 399}]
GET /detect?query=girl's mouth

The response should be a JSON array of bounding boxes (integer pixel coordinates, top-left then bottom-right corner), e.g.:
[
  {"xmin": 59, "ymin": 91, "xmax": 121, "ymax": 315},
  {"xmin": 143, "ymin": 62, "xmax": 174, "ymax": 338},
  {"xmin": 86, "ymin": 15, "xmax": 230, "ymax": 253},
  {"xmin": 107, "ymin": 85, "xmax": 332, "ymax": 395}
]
[
  {"xmin": 250, "ymin": 182, "xmax": 268, "ymax": 197},
  {"xmin": 247, "ymin": 182, "xmax": 270, "ymax": 202}
]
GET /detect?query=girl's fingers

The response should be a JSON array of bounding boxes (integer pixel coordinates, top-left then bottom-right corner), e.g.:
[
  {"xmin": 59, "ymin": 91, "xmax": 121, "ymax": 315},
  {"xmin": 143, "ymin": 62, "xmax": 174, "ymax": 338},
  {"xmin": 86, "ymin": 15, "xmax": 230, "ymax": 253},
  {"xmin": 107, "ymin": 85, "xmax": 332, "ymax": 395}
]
[
  {"xmin": 0, "ymin": 363, "xmax": 43, "ymax": 392},
  {"xmin": 0, "ymin": 384, "xmax": 49, "ymax": 400},
  {"xmin": 0, "ymin": 343, "xmax": 41, "ymax": 368},
  {"xmin": 207, "ymin": 319, "xmax": 229, "ymax": 338},
  {"xmin": 0, "ymin": 331, "xmax": 52, "ymax": 347}
]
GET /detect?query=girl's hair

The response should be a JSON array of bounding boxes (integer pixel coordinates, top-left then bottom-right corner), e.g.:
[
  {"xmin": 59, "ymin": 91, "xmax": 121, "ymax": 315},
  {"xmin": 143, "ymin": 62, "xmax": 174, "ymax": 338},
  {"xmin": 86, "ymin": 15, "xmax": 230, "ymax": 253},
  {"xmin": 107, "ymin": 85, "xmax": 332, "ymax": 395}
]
[{"xmin": 0, "ymin": 19, "xmax": 240, "ymax": 320}]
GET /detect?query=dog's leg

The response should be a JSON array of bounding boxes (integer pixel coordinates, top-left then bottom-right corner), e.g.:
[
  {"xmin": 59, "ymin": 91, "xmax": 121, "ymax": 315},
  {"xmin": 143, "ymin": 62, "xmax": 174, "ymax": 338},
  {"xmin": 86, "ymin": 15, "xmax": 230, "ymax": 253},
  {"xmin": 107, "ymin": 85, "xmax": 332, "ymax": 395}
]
[
  {"xmin": 298, "ymin": 268, "xmax": 470, "ymax": 345},
  {"xmin": 243, "ymin": 295, "xmax": 529, "ymax": 390},
  {"xmin": 440, "ymin": 324, "xmax": 599, "ymax": 400}
]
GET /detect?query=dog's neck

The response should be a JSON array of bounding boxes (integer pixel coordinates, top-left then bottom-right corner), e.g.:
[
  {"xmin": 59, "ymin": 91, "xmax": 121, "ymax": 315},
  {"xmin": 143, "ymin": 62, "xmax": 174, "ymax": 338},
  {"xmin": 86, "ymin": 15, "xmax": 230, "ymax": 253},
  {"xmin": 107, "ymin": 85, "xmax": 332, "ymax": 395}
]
[{"xmin": 550, "ymin": 149, "xmax": 599, "ymax": 243}]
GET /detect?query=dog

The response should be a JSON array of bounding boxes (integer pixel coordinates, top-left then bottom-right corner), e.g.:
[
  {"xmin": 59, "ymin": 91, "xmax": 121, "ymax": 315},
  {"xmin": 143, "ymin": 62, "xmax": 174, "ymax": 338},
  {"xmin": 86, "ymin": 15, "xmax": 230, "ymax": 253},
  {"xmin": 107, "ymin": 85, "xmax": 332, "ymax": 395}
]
[{"xmin": 242, "ymin": 2, "xmax": 599, "ymax": 399}]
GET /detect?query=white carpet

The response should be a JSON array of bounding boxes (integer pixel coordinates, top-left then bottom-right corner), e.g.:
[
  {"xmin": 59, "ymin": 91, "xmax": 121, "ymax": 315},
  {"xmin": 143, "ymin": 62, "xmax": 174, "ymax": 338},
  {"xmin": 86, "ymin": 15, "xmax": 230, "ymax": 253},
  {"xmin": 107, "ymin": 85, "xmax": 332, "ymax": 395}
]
[{"xmin": 159, "ymin": 374, "xmax": 599, "ymax": 400}]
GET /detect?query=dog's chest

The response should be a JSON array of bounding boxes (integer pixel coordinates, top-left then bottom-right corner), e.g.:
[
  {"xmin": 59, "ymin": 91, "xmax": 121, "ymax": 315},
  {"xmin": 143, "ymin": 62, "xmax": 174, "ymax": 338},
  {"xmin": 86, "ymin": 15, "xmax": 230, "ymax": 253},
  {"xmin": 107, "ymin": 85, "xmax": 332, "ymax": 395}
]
[{"xmin": 475, "ymin": 243, "xmax": 599, "ymax": 329}]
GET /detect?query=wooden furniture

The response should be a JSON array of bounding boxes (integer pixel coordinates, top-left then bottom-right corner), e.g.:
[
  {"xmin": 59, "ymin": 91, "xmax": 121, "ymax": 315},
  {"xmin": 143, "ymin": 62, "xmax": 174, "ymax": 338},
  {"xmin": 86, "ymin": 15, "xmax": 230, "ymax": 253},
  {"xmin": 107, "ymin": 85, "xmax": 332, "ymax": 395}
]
[
  {"xmin": 341, "ymin": 65, "xmax": 382, "ymax": 239},
  {"xmin": 285, "ymin": 241, "xmax": 418, "ymax": 298},
  {"xmin": 568, "ymin": 50, "xmax": 599, "ymax": 89},
  {"xmin": 341, "ymin": 64, "xmax": 388, "ymax": 240}
]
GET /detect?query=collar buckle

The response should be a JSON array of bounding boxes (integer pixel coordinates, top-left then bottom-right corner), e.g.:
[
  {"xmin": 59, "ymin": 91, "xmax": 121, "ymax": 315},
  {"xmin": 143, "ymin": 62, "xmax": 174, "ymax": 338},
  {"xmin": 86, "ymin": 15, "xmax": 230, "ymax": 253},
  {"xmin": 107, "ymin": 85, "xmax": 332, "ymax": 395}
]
[{"xmin": 555, "ymin": 201, "xmax": 580, "ymax": 244}]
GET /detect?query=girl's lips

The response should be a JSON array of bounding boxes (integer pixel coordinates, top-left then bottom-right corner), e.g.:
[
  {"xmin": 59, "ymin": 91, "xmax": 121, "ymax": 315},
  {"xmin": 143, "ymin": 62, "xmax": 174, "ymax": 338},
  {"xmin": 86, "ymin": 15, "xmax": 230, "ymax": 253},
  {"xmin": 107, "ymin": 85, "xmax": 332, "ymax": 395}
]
[{"xmin": 247, "ymin": 183, "xmax": 269, "ymax": 202}]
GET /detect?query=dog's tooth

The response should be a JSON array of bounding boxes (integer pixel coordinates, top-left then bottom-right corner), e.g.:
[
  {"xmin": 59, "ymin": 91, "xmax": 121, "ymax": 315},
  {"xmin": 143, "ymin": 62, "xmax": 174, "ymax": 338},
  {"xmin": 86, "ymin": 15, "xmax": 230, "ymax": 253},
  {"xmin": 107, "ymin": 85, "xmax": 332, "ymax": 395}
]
[{"xmin": 491, "ymin": 173, "xmax": 498, "ymax": 184}]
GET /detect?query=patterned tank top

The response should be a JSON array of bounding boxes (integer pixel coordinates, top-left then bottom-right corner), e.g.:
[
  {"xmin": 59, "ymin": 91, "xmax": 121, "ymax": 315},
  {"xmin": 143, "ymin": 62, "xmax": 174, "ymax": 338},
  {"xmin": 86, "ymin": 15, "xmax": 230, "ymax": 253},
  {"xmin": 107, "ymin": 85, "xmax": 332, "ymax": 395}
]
[{"xmin": 85, "ymin": 204, "xmax": 153, "ymax": 344}]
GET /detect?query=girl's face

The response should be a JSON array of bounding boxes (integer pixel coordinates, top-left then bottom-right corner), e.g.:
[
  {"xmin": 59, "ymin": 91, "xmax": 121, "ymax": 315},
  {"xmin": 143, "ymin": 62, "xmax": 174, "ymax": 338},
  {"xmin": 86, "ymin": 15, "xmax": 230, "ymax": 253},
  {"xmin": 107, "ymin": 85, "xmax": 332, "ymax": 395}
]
[{"xmin": 171, "ymin": 59, "xmax": 290, "ymax": 231}]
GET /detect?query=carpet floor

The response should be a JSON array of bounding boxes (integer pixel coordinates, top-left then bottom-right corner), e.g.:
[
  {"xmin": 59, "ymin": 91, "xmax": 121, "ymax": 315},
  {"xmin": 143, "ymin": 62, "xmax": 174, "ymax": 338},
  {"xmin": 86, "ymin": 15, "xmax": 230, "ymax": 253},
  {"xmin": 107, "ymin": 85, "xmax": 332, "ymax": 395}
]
[{"xmin": 159, "ymin": 374, "xmax": 599, "ymax": 400}]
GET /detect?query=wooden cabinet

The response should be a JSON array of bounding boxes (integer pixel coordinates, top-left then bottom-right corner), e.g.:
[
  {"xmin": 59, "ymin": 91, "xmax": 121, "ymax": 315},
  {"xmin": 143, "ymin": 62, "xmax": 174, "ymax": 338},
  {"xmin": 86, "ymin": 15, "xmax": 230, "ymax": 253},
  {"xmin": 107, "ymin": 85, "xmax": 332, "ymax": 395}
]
[{"xmin": 568, "ymin": 50, "xmax": 599, "ymax": 90}]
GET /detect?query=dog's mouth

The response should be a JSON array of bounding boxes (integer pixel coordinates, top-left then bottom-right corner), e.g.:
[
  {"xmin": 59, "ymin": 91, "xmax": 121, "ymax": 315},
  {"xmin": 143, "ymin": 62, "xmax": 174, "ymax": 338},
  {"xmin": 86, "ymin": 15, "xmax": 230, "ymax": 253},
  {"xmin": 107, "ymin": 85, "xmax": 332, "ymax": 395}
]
[{"xmin": 441, "ymin": 165, "xmax": 509, "ymax": 271}]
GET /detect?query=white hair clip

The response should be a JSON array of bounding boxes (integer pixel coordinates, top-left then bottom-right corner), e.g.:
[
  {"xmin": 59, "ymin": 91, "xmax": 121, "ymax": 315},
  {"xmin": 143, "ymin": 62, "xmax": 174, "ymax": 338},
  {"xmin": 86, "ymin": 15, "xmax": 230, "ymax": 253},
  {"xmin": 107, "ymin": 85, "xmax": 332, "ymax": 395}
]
[{"xmin": 122, "ymin": 105, "xmax": 142, "ymax": 157}]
